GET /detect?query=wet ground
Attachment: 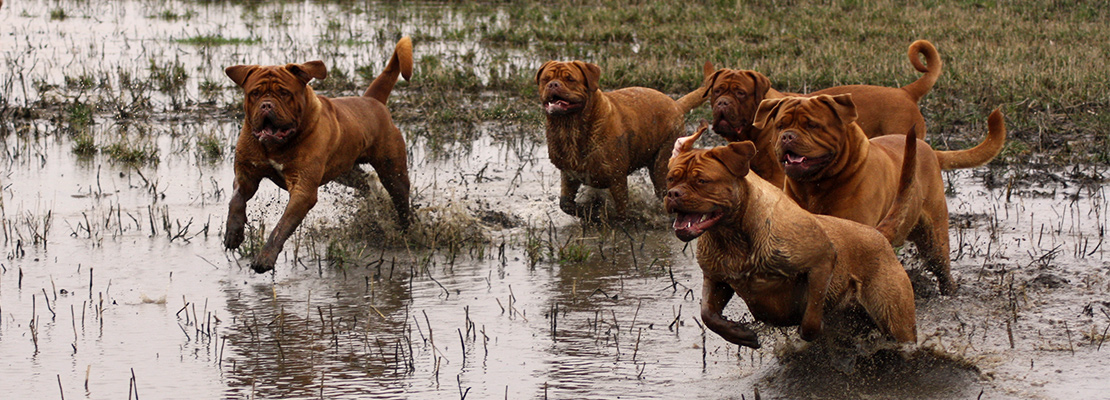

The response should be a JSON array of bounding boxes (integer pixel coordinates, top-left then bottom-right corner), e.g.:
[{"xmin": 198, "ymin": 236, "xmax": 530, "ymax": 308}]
[{"xmin": 2, "ymin": 1, "xmax": 1109, "ymax": 399}]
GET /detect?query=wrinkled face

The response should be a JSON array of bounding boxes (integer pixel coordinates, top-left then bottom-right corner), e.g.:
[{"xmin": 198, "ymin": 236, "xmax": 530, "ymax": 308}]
[
  {"xmin": 226, "ymin": 62, "xmax": 326, "ymax": 146},
  {"xmin": 754, "ymin": 95, "xmax": 857, "ymax": 182},
  {"xmin": 704, "ymin": 69, "xmax": 769, "ymax": 141},
  {"xmin": 665, "ymin": 136, "xmax": 755, "ymax": 242},
  {"xmin": 535, "ymin": 61, "xmax": 599, "ymax": 116}
]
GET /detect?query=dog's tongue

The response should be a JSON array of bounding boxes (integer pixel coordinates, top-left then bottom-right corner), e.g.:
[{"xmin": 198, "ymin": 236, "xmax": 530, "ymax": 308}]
[
  {"xmin": 545, "ymin": 100, "xmax": 571, "ymax": 113},
  {"xmin": 785, "ymin": 153, "xmax": 807, "ymax": 165}
]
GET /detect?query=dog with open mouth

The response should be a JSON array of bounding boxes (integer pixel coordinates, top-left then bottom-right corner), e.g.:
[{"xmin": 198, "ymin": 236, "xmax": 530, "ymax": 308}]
[
  {"xmin": 666, "ymin": 122, "xmax": 918, "ymax": 348},
  {"xmin": 536, "ymin": 60, "xmax": 709, "ymax": 219},
  {"xmin": 701, "ymin": 40, "xmax": 942, "ymax": 187},
  {"xmin": 753, "ymin": 94, "xmax": 1006, "ymax": 295},
  {"xmin": 223, "ymin": 37, "xmax": 414, "ymax": 273}
]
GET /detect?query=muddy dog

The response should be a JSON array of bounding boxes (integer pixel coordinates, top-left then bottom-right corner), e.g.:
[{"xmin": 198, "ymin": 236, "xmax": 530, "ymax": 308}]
[
  {"xmin": 753, "ymin": 94, "xmax": 1006, "ymax": 295},
  {"xmin": 666, "ymin": 122, "xmax": 918, "ymax": 348},
  {"xmin": 537, "ymin": 60, "xmax": 708, "ymax": 218},
  {"xmin": 702, "ymin": 40, "xmax": 942, "ymax": 187},
  {"xmin": 223, "ymin": 37, "xmax": 413, "ymax": 273}
]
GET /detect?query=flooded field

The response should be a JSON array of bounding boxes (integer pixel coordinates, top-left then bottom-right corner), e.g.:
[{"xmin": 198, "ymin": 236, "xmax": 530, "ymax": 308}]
[{"xmin": 2, "ymin": 1, "xmax": 1109, "ymax": 399}]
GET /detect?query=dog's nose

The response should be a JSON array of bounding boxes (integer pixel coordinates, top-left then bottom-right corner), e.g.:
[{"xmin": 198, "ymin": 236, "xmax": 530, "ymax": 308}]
[
  {"xmin": 714, "ymin": 97, "xmax": 731, "ymax": 109},
  {"xmin": 781, "ymin": 131, "xmax": 797, "ymax": 144},
  {"xmin": 667, "ymin": 187, "xmax": 684, "ymax": 200},
  {"xmin": 259, "ymin": 101, "xmax": 274, "ymax": 112},
  {"xmin": 546, "ymin": 81, "xmax": 562, "ymax": 90}
]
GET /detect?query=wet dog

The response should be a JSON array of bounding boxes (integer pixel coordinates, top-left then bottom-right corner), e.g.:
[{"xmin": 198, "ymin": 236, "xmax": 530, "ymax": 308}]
[
  {"xmin": 702, "ymin": 40, "xmax": 942, "ymax": 187},
  {"xmin": 537, "ymin": 60, "xmax": 708, "ymax": 218},
  {"xmin": 666, "ymin": 122, "xmax": 917, "ymax": 348},
  {"xmin": 223, "ymin": 37, "xmax": 413, "ymax": 273},
  {"xmin": 753, "ymin": 94, "xmax": 1006, "ymax": 294}
]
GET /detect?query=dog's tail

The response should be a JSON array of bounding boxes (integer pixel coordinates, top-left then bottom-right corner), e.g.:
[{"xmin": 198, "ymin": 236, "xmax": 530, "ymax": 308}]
[
  {"xmin": 901, "ymin": 40, "xmax": 942, "ymax": 102},
  {"xmin": 364, "ymin": 36, "xmax": 414, "ymax": 104},
  {"xmin": 674, "ymin": 61, "xmax": 714, "ymax": 114},
  {"xmin": 936, "ymin": 109, "xmax": 1006, "ymax": 170},
  {"xmin": 876, "ymin": 126, "xmax": 918, "ymax": 244}
]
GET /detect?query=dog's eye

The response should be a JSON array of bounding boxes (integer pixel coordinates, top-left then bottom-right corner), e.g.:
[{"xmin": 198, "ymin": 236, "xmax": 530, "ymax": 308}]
[
  {"xmin": 807, "ymin": 122, "xmax": 820, "ymax": 130},
  {"xmin": 279, "ymin": 89, "xmax": 291, "ymax": 98},
  {"xmin": 736, "ymin": 90, "xmax": 747, "ymax": 98},
  {"xmin": 248, "ymin": 90, "xmax": 261, "ymax": 99},
  {"xmin": 697, "ymin": 178, "xmax": 709, "ymax": 185},
  {"xmin": 565, "ymin": 77, "xmax": 576, "ymax": 83}
]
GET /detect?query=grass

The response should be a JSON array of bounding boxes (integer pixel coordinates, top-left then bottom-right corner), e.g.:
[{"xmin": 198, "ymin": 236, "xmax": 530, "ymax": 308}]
[{"xmin": 175, "ymin": 35, "xmax": 259, "ymax": 47}]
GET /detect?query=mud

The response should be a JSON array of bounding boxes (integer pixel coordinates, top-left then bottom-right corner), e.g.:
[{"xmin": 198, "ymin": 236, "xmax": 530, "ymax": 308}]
[{"xmin": 1, "ymin": 1, "xmax": 1108, "ymax": 399}]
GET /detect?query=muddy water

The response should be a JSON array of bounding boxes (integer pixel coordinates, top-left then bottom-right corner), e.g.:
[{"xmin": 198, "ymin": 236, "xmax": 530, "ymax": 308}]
[{"xmin": 2, "ymin": 1, "xmax": 1109, "ymax": 399}]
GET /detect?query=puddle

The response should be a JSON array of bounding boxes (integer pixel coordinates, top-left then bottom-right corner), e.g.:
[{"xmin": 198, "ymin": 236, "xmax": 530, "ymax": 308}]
[{"xmin": 2, "ymin": 1, "xmax": 1109, "ymax": 399}]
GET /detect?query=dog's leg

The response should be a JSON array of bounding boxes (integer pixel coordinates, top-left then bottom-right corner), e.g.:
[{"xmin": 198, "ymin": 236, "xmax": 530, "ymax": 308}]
[
  {"xmin": 253, "ymin": 176, "xmax": 321, "ymax": 273},
  {"xmin": 559, "ymin": 172, "xmax": 584, "ymax": 216},
  {"xmin": 369, "ymin": 154, "xmax": 411, "ymax": 230},
  {"xmin": 700, "ymin": 277, "xmax": 760, "ymax": 348},
  {"xmin": 224, "ymin": 173, "xmax": 260, "ymax": 250},
  {"xmin": 799, "ymin": 262, "xmax": 833, "ymax": 341},
  {"xmin": 649, "ymin": 150, "xmax": 670, "ymax": 200},
  {"xmin": 912, "ymin": 215, "xmax": 956, "ymax": 295},
  {"xmin": 859, "ymin": 266, "xmax": 918, "ymax": 343},
  {"xmin": 608, "ymin": 178, "xmax": 630, "ymax": 217}
]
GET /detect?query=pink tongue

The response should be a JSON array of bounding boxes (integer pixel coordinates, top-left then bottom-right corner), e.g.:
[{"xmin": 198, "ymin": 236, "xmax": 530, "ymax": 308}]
[
  {"xmin": 786, "ymin": 153, "xmax": 807, "ymax": 164},
  {"xmin": 546, "ymin": 100, "xmax": 570, "ymax": 112}
]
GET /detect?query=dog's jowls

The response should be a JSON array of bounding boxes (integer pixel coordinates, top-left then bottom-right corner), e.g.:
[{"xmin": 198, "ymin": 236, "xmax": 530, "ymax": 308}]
[{"xmin": 223, "ymin": 37, "xmax": 414, "ymax": 273}]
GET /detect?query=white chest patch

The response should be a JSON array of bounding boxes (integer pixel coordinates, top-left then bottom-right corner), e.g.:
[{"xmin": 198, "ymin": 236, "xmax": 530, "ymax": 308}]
[{"xmin": 268, "ymin": 159, "xmax": 285, "ymax": 179}]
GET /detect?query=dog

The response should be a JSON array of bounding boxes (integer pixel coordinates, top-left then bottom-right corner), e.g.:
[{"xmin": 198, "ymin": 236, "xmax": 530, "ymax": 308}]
[
  {"xmin": 666, "ymin": 122, "xmax": 917, "ymax": 348},
  {"xmin": 223, "ymin": 37, "xmax": 414, "ymax": 273},
  {"xmin": 702, "ymin": 40, "xmax": 942, "ymax": 187},
  {"xmin": 537, "ymin": 60, "xmax": 708, "ymax": 218},
  {"xmin": 752, "ymin": 94, "xmax": 1006, "ymax": 295}
]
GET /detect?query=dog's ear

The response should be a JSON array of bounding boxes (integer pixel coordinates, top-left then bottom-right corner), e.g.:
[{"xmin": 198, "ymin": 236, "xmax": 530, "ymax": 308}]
[
  {"xmin": 225, "ymin": 65, "xmax": 258, "ymax": 88},
  {"xmin": 751, "ymin": 98, "xmax": 785, "ymax": 129},
  {"xmin": 703, "ymin": 61, "xmax": 715, "ymax": 78},
  {"xmin": 701, "ymin": 69, "xmax": 723, "ymax": 98},
  {"xmin": 709, "ymin": 141, "xmax": 757, "ymax": 178},
  {"xmin": 744, "ymin": 71, "xmax": 771, "ymax": 101},
  {"xmin": 534, "ymin": 61, "xmax": 556, "ymax": 86},
  {"xmin": 572, "ymin": 61, "xmax": 601, "ymax": 92},
  {"xmin": 287, "ymin": 61, "xmax": 328, "ymax": 85},
  {"xmin": 815, "ymin": 94, "xmax": 858, "ymax": 125},
  {"xmin": 672, "ymin": 120, "xmax": 710, "ymax": 159}
]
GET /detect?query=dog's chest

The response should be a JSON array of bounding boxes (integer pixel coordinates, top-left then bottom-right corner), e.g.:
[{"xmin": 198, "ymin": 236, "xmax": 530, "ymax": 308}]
[{"xmin": 697, "ymin": 238, "xmax": 793, "ymax": 283}]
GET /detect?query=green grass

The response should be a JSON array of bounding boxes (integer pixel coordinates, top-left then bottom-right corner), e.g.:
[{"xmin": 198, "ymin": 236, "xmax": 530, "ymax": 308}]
[
  {"xmin": 175, "ymin": 35, "xmax": 260, "ymax": 47},
  {"xmin": 104, "ymin": 141, "xmax": 159, "ymax": 165}
]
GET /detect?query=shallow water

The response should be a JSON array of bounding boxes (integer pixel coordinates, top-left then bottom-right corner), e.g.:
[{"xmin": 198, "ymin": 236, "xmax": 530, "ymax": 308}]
[{"xmin": 2, "ymin": 1, "xmax": 1109, "ymax": 399}]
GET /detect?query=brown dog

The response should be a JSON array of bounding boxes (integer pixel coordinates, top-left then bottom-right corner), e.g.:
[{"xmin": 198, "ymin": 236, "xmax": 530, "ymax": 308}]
[
  {"xmin": 223, "ymin": 37, "xmax": 414, "ymax": 273},
  {"xmin": 536, "ymin": 60, "xmax": 708, "ymax": 218},
  {"xmin": 703, "ymin": 40, "xmax": 942, "ymax": 187},
  {"xmin": 752, "ymin": 94, "xmax": 1006, "ymax": 295},
  {"xmin": 666, "ymin": 122, "xmax": 917, "ymax": 348}
]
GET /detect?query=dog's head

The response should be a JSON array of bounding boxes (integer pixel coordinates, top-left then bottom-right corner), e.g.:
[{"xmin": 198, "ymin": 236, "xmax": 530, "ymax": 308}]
[
  {"xmin": 666, "ymin": 121, "xmax": 757, "ymax": 242},
  {"xmin": 752, "ymin": 94, "xmax": 859, "ymax": 182},
  {"xmin": 700, "ymin": 64, "xmax": 772, "ymax": 142},
  {"xmin": 225, "ymin": 61, "xmax": 328, "ymax": 147},
  {"xmin": 535, "ymin": 60, "xmax": 600, "ymax": 116}
]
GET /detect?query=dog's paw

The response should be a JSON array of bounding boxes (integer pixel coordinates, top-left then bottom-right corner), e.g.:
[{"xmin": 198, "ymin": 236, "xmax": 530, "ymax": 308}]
[
  {"xmin": 714, "ymin": 323, "xmax": 761, "ymax": 349},
  {"xmin": 250, "ymin": 260, "xmax": 275, "ymax": 274},
  {"xmin": 224, "ymin": 231, "xmax": 244, "ymax": 250}
]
